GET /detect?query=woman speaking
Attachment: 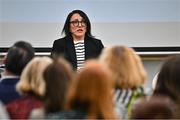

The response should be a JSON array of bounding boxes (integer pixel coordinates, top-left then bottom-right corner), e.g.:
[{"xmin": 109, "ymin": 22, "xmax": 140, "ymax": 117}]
[{"xmin": 51, "ymin": 10, "xmax": 104, "ymax": 70}]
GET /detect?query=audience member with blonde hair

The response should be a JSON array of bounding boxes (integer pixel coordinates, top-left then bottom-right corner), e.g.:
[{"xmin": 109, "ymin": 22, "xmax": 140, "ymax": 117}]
[
  {"xmin": 49, "ymin": 60, "xmax": 117, "ymax": 119},
  {"xmin": 99, "ymin": 45, "xmax": 147, "ymax": 119},
  {"xmin": 30, "ymin": 57, "xmax": 74, "ymax": 119},
  {"xmin": 6, "ymin": 57, "xmax": 52, "ymax": 119}
]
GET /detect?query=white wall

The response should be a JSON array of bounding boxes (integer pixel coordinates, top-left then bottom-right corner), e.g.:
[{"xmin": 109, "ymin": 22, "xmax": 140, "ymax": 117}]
[{"xmin": 0, "ymin": 0, "xmax": 179, "ymax": 47}]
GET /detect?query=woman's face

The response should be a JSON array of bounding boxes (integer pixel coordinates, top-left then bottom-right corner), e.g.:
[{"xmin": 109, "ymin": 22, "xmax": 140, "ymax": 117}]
[{"xmin": 70, "ymin": 13, "xmax": 87, "ymax": 40}]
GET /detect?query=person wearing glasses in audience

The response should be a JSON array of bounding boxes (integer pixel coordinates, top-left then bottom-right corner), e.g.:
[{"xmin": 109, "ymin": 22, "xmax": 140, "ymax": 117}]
[{"xmin": 51, "ymin": 10, "xmax": 104, "ymax": 70}]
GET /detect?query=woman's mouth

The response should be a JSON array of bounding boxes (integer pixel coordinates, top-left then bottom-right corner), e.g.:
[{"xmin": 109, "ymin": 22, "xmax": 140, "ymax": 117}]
[{"xmin": 77, "ymin": 29, "xmax": 83, "ymax": 32}]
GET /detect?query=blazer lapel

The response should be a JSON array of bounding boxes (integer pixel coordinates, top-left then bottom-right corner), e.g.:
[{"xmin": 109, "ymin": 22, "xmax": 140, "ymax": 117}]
[
  {"xmin": 84, "ymin": 36, "xmax": 91, "ymax": 60},
  {"xmin": 66, "ymin": 36, "xmax": 77, "ymax": 66}
]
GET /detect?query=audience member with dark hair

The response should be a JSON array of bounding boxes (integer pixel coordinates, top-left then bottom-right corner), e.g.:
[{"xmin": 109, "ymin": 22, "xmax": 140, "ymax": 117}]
[
  {"xmin": 5, "ymin": 41, "xmax": 35, "ymax": 76},
  {"xmin": 99, "ymin": 45, "xmax": 147, "ymax": 119},
  {"xmin": 51, "ymin": 10, "xmax": 104, "ymax": 70},
  {"xmin": 153, "ymin": 55, "xmax": 180, "ymax": 119},
  {"xmin": 6, "ymin": 57, "xmax": 52, "ymax": 119},
  {"xmin": 131, "ymin": 95, "xmax": 175, "ymax": 119},
  {"xmin": 49, "ymin": 60, "xmax": 117, "ymax": 119},
  {"xmin": 0, "ymin": 41, "xmax": 35, "ymax": 104},
  {"xmin": 30, "ymin": 58, "xmax": 74, "ymax": 119},
  {"xmin": 153, "ymin": 55, "xmax": 180, "ymax": 102}
]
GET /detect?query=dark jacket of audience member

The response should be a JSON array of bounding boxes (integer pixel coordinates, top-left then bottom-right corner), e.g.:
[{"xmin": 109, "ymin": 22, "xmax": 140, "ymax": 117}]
[{"xmin": 0, "ymin": 41, "xmax": 34, "ymax": 104}]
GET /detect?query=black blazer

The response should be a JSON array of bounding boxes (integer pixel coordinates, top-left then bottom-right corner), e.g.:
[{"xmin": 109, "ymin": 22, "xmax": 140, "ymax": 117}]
[{"xmin": 51, "ymin": 35, "xmax": 104, "ymax": 69}]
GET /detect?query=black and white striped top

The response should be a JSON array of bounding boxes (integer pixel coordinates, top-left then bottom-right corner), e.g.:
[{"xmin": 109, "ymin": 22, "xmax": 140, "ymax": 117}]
[
  {"xmin": 113, "ymin": 87, "xmax": 144, "ymax": 119},
  {"xmin": 74, "ymin": 40, "xmax": 85, "ymax": 70}
]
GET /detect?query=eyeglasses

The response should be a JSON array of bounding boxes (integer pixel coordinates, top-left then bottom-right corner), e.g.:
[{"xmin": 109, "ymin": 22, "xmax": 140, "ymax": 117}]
[{"xmin": 70, "ymin": 20, "xmax": 86, "ymax": 27}]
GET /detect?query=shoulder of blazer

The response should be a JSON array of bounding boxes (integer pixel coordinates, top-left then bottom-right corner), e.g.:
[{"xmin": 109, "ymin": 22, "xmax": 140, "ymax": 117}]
[
  {"xmin": 85, "ymin": 36, "xmax": 102, "ymax": 44},
  {"xmin": 55, "ymin": 36, "xmax": 74, "ymax": 44},
  {"xmin": 86, "ymin": 36, "xmax": 104, "ymax": 49},
  {"xmin": 52, "ymin": 37, "xmax": 67, "ymax": 55},
  {"xmin": 54, "ymin": 37, "xmax": 66, "ymax": 45}
]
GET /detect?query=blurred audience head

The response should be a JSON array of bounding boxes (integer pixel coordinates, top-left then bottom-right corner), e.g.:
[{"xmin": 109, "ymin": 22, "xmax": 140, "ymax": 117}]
[
  {"xmin": 153, "ymin": 55, "xmax": 180, "ymax": 102},
  {"xmin": 16, "ymin": 57, "xmax": 52, "ymax": 97},
  {"xmin": 99, "ymin": 45, "xmax": 147, "ymax": 89},
  {"xmin": 43, "ymin": 57, "xmax": 74, "ymax": 114},
  {"xmin": 67, "ymin": 60, "xmax": 116, "ymax": 119},
  {"xmin": 131, "ymin": 95, "xmax": 175, "ymax": 119},
  {"xmin": 4, "ymin": 41, "xmax": 35, "ymax": 76}
]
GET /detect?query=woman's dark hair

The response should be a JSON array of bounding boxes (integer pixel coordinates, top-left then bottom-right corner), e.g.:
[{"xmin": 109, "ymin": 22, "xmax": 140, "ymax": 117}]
[
  {"xmin": 153, "ymin": 55, "xmax": 180, "ymax": 102},
  {"xmin": 131, "ymin": 95, "xmax": 175, "ymax": 119},
  {"xmin": 62, "ymin": 10, "xmax": 93, "ymax": 37},
  {"xmin": 43, "ymin": 58, "xmax": 73, "ymax": 114}
]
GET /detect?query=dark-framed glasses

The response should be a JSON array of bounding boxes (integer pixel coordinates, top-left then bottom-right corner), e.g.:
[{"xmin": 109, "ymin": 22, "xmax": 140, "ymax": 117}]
[{"xmin": 70, "ymin": 20, "xmax": 86, "ymax": 27}]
